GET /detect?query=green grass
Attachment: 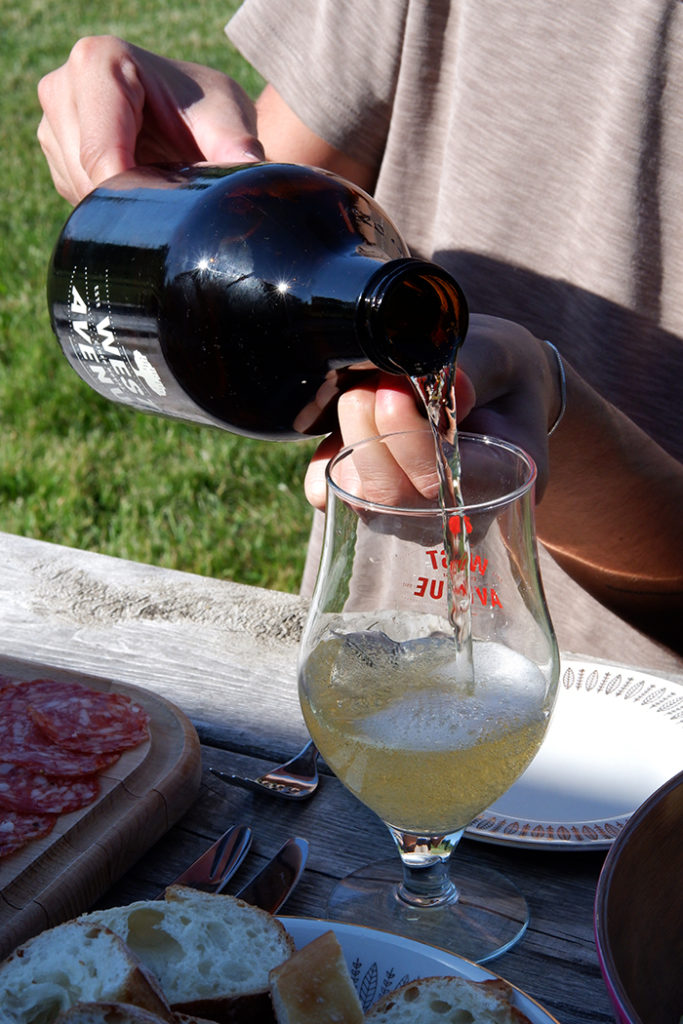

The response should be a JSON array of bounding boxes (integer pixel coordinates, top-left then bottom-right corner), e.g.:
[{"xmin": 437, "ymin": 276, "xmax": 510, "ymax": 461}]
[{"xmin": 0, "ymin": 0, "xmax": 316, "ymax": 591}]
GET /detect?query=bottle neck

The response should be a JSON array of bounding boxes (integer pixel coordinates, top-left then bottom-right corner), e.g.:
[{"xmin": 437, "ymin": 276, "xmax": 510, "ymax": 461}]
[{"xmin": 357, "ymin": 258, "xmax": 468, "ymax": 376}]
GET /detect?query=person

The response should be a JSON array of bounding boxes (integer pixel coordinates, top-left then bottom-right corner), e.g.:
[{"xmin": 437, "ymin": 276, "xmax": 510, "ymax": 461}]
[{"xmin": 36, "ymin": 0, "xmax": 683, "ymax": 673}]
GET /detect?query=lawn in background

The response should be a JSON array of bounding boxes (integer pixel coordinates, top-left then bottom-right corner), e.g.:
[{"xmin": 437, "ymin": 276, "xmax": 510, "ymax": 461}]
[{"xmin": 0, "ymin": 0, "xmax": 316, "ymax": 592}]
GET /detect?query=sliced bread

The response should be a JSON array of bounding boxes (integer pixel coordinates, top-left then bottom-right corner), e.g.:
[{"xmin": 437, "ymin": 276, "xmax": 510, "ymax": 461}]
[
  {"xmin": 365, "ymin": 976, "xmax": 533, "ymax": 1024},
  {"xmin": 0, "ymin": 921, "xmax": 174, "ymax": 1024},
  {"xmin": 269, "ymin": 930, "xmax": 364, "ymax": 1024},
  {"xmin": 77, "ymin": 886, "xmax": 295, "ymax": 1021}
]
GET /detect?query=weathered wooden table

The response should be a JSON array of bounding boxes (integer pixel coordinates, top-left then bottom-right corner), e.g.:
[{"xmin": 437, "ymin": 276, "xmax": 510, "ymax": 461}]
[{"xmin": 2, "ymin": 529, "xmax": 676, "ymax": 1024}]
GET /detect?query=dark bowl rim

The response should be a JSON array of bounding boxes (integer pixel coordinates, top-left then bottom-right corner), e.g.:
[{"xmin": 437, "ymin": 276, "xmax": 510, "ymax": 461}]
[{"xmin": 593, "ymin": 767, "xmax": 683, "ymax": 1024}]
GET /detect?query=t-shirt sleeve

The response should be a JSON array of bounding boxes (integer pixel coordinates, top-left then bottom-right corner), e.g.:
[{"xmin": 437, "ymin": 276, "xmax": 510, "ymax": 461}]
[{"xmin": 225, "ymin": 0, "xmax": 409, "ymax": 168}]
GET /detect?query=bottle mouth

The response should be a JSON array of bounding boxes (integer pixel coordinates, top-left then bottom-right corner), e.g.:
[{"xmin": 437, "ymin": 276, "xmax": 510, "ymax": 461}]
[{"xmin": 359, "ymin": 258, "xmax": 469, "ymax": 376}]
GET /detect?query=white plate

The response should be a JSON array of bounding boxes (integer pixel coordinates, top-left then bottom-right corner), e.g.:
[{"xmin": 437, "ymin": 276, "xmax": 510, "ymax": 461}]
[
  {"xmin": 279, "ymin": 916, "xmax": 558, "ymax": 1022},
  {"xmin": 466, "ymin": 656, "xmax": 683, "ymax": 849}
]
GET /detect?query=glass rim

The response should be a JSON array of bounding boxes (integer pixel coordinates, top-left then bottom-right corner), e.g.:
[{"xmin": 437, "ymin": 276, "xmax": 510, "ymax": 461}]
[{"xmin": 325, "ymin": 429, "xmax": 537, "ymax": 516}]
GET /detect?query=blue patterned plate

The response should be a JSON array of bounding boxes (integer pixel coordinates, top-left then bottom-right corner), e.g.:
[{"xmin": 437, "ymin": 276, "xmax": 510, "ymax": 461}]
[{"xmin": 279, "ymin": 916, "xmax": 558, "ymax": 1021}]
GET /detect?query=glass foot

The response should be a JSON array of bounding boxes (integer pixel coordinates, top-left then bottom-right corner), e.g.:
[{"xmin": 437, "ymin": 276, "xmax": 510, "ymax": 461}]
[{"xmin": 326, "ymin": 858, "xmax": 528, "ymax": 963}]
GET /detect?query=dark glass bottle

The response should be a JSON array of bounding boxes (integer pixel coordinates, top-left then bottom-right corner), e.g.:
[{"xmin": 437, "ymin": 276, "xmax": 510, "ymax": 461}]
[{"xmin": 47, "ymin": 162, "xmax": 468, "ymax": 440}]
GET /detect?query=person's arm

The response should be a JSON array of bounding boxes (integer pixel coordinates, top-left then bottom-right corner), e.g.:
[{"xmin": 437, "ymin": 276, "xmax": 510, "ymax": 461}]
[
  {"xmin": 36, "ymin": 41, "xmax": 376, "ymax": 204},
  {"xmin": 255, "ymin": 83, "xmax": 378, "ymax": 191},
  {"xmin": 535, "ymin": 359, "xmax": 683, "ymax": 652}
]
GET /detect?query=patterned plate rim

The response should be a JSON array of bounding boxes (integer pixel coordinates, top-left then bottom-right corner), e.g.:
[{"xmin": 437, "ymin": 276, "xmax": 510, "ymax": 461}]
[{"xmin": 465, "ymin": 655, "xmax": 683, "ymax": 850}]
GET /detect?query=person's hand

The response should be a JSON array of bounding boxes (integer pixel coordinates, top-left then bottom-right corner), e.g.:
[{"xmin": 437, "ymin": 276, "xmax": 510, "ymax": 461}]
[
  {"xmin": 304, "ymin": 315, "xmax": 558, "ymax": 510},
  {"xmin": 37, "ymin": 36, "xmax": 264, "ymax": 204},
  {"xmin": 457, "ymin": 315, "xmax": 558, "ymax": 484},
  {"xmin": 303, "ymin": 369, "xmax": 476, "ymax": 509}
]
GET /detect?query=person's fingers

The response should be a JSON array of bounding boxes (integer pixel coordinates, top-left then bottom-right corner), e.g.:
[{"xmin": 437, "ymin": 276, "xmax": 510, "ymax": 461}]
[
  {"xmin": 304, "ymin": 431, "xmax": 342, "ymax": 511},
  {"xmin": 37, "ymin": 37, "xmax": 145, "ymax": 203},
  {"xmin": 454, "ymin": 366, "xmax": 476, "ymax": 421},
  {"xmin": 304, "ymin": 377, "xmax": 393, "ymax": 510},
  {"xmin": 37, "ymin": 75, "xmax": 95, "ymax": 203},
  {"xmin": 181, "ymin": 75, "xmax": 265, "ymax": 165},
  {"xmin": 309, "ymin": 382, "xmax": 383, "ymax": 506},
  {"xmin": 37, "ymin": 36, "xmax": 265, "ymax": 206},
  {"xmin": 371, "ymin": 376, "xmax": 427, "ymax": 435},
  {"xmin": 128, "ymin": 45, "xmax": 264, "ymax": 166},
  {"xmin": 369, "ymin": 378, "xmax": 442, "ymax": 500},
  {"xmin": 457, "ymin": 314, "xmax": 553, "ymax": 493},
  {"xmin": 305, "ymin": 375, "xmax": 438, "ymax": 509},
  {"xmin": 334, "ymin": 378, "xmax": 383, "ymax": 443},
  {"xmin": 36, "ymin": 114, "xmax": 79, "ymax": 202}
]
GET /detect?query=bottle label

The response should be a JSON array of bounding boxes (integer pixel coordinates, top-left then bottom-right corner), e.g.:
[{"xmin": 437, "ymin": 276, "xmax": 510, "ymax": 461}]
[
  {"xmin": 58, "ymin": 268, "xmax": 218, "ymax": 428},
  {"xmin": 64, "ymin": 273, "xmax": 167, "ymax": 411}
]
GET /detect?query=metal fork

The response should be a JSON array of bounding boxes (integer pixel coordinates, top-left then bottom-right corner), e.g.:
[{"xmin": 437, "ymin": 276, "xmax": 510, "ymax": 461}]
[{"xmin": 211, "ymin": 739, "xmax": 319, "ymax": 800}]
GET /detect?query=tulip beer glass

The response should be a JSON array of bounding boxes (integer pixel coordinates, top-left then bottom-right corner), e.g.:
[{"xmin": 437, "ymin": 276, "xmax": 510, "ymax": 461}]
[{"xmin": 298, "ymin": 430, "xmax": 559, "ymax": 962}]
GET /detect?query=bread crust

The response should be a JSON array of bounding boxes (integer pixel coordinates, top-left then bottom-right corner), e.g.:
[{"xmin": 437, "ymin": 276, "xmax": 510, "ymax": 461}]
[
  {"xmin": 365, "ymin": 975, "xmax": 533, "ymax": 1023},
  {"xmin": 0, "ymin": 922, "xmax": 174, "ymax": 1024},
  {"xmin": 269, "ymin": 930, "xmax": 364, "ymax": 1024},
  {"xmin": 77, "ymin": 887, "xmax": 295, "ymax": 1021}
]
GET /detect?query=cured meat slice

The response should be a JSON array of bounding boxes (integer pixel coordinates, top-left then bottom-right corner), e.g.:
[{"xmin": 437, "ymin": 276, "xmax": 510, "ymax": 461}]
[
  {"xmin": 0, "ymin": 676, "xmax": 151, "ymax": 860},
  {"xmin": 0, "ymin": 682, "xmax": 119, "ymax": 776},
  {"xmin": 0, "ymin": 809, "xmax": 56, "ymax": 858},
  {"xmin": 0, "ymin": 763, "xmax": 100, "ymax": 814},
  {"xmin": 28, "ymin": 689, "xmax": 150, "ymax": 755},
  {"xmin": 0, "ymin": 677, "xmax": 76, "ymax": 701}
]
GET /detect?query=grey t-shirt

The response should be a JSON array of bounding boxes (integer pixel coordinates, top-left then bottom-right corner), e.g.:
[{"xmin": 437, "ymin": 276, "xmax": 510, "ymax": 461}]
[
  {"xmin": 226, "ymin": 0, "xmax": 683, "ymax": 674},
  {"xmin": 227, "ymin": 0, "xmax": 683, "ymax": 462}
]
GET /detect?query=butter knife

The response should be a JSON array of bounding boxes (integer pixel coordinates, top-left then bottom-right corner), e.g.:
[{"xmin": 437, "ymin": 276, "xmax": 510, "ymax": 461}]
[
  {"xmin": 170, "ymin": 823, "xmax": 253, "ymax": 894},
  {"xmin": 235, "ymin": 836, "xmax": 309, "ymax": 913}
]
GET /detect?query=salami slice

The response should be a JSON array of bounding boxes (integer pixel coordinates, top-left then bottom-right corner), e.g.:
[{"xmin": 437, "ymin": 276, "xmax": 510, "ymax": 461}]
[
  {"xmin": 28, "ymin": 689, "xmax": 150, "ymax": 755},
  {"xmin": 0, "ymin": 681, "xmax": 119, "ymax": 776},
  {"xmin": 0, "ymin": 809, "xmax": 56, "ymax": 858},
  {"xmin": 0, "ymin": 677, "xmax": 77, "ymax": 701},
  {"xmin": 0, "ymin": 763, "xmax": 100, "ymax": 814}
]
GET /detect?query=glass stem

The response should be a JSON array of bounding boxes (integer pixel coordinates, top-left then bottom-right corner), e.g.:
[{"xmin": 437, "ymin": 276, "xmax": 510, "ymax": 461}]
[{"xmin": 388, "ymin": 826, "xmax": 464, "ymax": 908}]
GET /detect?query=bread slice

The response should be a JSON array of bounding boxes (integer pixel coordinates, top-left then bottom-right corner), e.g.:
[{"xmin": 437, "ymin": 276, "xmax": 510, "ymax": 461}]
[
  {"xmin": 0, "ymin": 922, "xmax": 174, "ymax": 1024},
  {"xmin": 77, "ymin": 886, "xmax": 295, "ymax": 1022},
  {"xmin": 269, "ymin": 930, "xmax": 364, "ymax": 1024},
  {"xmin": 365, "ymin": 975, "xmax": 533, "ymax": 1023}
]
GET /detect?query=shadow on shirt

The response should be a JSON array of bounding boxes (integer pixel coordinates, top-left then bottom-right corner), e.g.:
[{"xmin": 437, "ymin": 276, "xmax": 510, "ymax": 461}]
[{"xmin": 432, "ymin": 249, "xmax": 683, "ymax": 464}]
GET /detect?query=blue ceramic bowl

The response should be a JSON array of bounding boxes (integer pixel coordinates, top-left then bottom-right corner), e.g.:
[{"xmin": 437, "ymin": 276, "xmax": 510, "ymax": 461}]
[{"xmin": 594, "ymin": 769, "xmax": 683, "ymax": 1024}]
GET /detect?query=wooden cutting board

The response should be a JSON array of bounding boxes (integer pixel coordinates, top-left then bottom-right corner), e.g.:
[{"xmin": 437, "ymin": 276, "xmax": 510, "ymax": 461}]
[{"xmin": 0, "ymin": 654, "xmax": 202, "ymax": 960}]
